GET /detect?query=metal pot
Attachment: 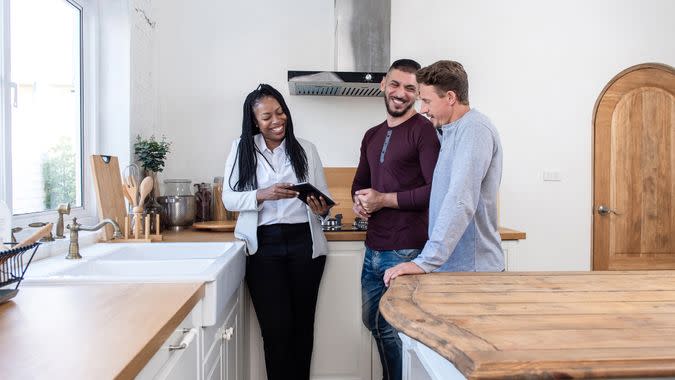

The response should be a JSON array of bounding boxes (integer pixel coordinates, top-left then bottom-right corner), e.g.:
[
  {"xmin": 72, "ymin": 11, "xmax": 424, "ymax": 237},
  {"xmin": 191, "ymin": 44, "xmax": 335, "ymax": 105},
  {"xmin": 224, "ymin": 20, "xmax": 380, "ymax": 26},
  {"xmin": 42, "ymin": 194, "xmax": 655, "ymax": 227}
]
[{"xmin": 157, "ymin": 195, "xmax": 196, "ymax": 230}]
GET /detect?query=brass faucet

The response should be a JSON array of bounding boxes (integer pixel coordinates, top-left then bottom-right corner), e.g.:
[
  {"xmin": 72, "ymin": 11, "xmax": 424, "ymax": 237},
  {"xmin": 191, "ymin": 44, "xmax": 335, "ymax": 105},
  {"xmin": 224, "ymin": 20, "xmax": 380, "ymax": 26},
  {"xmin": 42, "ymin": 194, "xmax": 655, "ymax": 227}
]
[
  {"xmin": 55, "ymin": 203, "xmax": 71, "ymax": 239},
  {"xmin": 66, "ymin": 217, "xmax": 123, "ymax": 259}
]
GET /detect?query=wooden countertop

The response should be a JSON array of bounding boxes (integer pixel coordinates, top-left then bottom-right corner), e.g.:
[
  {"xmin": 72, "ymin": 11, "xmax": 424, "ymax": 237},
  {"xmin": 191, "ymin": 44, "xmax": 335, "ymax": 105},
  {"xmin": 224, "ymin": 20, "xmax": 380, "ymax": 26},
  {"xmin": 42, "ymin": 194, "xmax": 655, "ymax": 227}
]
[
  {"xmin": 162, "ymin": 226, "xmax": 525, "ymax": 242},
  {"xmin": 380, "ymin": 271, "xmax": 675, "ymax": 379},
  {"xmin": 0, "ymin": 283, "xmax": 204, "ymax": 380},
  {"xmin": 497, "ymin": 227, "xmax": 526, "ymax": 241}
]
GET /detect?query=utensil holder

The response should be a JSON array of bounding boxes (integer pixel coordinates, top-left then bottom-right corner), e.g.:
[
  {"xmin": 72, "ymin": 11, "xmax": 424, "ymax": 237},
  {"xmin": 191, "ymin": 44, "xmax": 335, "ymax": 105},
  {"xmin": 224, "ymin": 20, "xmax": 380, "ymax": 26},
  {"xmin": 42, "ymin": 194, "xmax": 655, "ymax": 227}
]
[{"xmin": 111, "ymin": 214, "xmax": 163, "ymax": 243}]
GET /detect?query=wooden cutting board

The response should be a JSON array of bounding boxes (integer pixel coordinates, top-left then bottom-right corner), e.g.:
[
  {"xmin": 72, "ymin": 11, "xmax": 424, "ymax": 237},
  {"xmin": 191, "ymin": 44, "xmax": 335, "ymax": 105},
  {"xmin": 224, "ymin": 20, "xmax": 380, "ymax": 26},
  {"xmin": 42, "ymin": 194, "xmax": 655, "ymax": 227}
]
[
  {"xmin": 192, "ymin": 220, "xmax": 236, "ymax": 232},
  {"xmin": 91, "ymin": 155, "xmax": 126, "ymax": 240}
]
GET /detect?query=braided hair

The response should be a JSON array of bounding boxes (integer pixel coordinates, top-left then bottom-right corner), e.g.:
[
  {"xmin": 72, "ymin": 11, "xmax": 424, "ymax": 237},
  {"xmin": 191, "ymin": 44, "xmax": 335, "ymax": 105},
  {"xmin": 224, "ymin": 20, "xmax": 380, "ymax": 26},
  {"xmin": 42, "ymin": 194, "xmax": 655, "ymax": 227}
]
[{"xmin": 228, "ymin": 84, "xmax": 308, "ymax": 191}]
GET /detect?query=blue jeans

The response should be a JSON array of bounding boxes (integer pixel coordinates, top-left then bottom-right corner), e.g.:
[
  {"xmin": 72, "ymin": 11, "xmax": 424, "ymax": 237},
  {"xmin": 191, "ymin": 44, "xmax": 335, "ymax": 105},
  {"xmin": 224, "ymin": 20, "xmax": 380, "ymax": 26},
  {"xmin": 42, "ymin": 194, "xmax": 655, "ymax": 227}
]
[{"xmin": 361, "ymin": 246, "xmax": 421, "ymax": 380}]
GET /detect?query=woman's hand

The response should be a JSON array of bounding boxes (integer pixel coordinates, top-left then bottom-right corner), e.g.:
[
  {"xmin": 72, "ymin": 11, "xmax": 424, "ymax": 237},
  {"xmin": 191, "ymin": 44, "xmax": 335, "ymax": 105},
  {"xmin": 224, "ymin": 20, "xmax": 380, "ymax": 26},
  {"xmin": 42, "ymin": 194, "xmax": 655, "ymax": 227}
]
[
  {"xmin": 307, "ymin": 195, "xmax": 332, "ymax": 217},
  {"xmin": 256, "ymin": 183, "xmax": 298, "ymax": 203}
]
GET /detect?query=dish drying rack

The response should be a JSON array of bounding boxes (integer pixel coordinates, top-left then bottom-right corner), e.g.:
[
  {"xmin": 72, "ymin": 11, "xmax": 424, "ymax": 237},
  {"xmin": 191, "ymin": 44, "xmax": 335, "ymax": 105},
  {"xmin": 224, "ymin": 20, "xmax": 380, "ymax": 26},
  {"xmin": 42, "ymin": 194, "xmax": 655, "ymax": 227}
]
[{"xmin": 0, "ymin": 242, "xmax": 40, "ymax": 304}]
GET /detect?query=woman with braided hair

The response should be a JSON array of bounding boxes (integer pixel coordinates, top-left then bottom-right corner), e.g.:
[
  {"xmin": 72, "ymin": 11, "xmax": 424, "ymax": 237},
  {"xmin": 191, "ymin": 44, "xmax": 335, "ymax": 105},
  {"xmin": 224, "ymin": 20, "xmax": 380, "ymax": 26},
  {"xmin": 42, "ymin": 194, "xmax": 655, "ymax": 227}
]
[{"xmin": 222, "ymin": 84, "xmax": 333, "ymax": 380}]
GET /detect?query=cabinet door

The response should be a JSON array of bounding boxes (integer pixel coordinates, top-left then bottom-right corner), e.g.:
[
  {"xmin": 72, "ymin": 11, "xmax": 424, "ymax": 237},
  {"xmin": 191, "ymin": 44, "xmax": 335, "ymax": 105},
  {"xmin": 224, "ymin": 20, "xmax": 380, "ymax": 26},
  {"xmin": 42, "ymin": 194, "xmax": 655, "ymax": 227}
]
[
  {"xmin": 222, "ymin": 314, "xmax": 238, "ymax": 380},
  {"xmin": 205, "ymin": 347, "xmax": 222, "ymax": 380},
  {"xmin": 312, "ymin": 241, "xmax": 373, "ymax": 380},
  {"xmin": 202, "ymin": 286, "xmax": 241, "ymax": 379},
  {"xmin": 246, "ymin": 242, "xmax": 374, "ymax": 380},
  {"xmin": 221, "ymin": 296, "xmax": 239, "ymax": 380}
]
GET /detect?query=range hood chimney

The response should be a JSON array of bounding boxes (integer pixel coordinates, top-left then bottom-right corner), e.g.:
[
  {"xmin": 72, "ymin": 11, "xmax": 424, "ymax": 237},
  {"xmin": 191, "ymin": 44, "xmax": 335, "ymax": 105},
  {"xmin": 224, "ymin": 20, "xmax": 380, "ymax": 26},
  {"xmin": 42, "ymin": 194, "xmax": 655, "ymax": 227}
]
[{"xmin": 288, "ymin": 0, "xmax": 390, "ymax": 97}]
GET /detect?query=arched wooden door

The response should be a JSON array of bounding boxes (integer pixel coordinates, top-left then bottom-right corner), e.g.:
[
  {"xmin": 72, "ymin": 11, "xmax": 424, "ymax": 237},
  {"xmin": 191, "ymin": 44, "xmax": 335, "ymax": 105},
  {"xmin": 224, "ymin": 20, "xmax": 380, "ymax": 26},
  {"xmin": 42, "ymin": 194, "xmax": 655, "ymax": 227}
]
[{"xmin": 593, "ymin": 63, "xmax": 675, "ymax": 270}]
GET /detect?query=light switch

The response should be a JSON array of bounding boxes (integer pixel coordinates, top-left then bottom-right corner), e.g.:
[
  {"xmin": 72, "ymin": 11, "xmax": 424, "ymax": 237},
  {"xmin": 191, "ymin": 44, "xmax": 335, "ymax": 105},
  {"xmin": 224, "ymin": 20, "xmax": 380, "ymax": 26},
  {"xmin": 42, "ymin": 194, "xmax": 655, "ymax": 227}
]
[{"xmin": 543, "ymin": 171, "xmax": 561, "ymax": 181}]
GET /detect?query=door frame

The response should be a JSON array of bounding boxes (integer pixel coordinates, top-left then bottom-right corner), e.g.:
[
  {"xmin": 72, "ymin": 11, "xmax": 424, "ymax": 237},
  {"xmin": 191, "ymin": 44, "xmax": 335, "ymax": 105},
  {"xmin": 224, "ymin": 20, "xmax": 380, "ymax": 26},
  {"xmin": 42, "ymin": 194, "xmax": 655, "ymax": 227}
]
[{"xmin": 591, "ymin": 62, "xmax": 675, "ymax": 270}]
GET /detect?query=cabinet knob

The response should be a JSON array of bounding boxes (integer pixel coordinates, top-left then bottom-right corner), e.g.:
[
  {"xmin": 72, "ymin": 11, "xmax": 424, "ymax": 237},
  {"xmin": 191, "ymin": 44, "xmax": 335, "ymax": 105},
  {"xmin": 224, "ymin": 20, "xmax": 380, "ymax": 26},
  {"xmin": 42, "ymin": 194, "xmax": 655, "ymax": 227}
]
[{"xmin": 222, "ymin": 327, "xmax": 234, "ymax": 341}]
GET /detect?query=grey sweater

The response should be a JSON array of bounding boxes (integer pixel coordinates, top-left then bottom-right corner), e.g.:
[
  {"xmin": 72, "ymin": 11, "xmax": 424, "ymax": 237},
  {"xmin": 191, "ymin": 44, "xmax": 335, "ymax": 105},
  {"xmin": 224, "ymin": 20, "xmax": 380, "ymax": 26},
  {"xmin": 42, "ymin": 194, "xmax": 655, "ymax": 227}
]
[{"xmin": 412, "ymin": 109, "xmax": 504, "ymax": 273}]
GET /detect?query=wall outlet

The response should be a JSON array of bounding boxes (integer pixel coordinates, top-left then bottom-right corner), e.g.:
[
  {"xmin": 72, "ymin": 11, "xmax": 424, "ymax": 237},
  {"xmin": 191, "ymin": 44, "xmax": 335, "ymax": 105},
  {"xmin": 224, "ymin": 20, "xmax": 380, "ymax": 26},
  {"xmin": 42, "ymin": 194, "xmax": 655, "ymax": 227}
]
[{"xmin": 543, "ymin": 171, "xmax": 561, "ymax": 181}]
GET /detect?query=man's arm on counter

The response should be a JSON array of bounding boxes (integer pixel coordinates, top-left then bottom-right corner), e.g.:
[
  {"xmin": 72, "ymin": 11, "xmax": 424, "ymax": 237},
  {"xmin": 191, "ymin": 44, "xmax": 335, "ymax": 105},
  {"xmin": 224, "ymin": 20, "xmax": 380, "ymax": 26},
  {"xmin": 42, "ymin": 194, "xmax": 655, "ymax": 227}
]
[{"xmin": 384, "ymin": 125, "xmax": 494, "ymax": 285}]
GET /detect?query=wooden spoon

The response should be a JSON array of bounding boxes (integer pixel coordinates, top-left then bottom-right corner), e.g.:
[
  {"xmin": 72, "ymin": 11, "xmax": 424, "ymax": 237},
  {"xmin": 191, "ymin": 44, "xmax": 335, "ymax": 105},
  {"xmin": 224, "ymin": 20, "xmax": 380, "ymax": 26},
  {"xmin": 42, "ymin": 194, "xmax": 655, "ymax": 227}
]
[
  {"xmin": 122, "ymin": 184, "xmax": 134, "ymax": 207},
  {"xmin": 10, "ymin": 223, "xmax": 53, "ymax": 251},
  {"xmin": 135, "ymin": 176, "xmax": 154, "ymax": 213},
  {"xmin": 127, "ymin": 177, "xmax": 138, "ymax": 209}
]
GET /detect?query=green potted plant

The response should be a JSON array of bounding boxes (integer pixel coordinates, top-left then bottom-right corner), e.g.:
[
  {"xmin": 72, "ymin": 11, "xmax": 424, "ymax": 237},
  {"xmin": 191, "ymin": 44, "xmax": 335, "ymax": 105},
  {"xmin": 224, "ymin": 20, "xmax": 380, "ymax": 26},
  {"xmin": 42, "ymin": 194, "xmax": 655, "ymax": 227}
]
[{"xmin": 133, "ymin": 135, "xmax": 171, "ymax": 212}]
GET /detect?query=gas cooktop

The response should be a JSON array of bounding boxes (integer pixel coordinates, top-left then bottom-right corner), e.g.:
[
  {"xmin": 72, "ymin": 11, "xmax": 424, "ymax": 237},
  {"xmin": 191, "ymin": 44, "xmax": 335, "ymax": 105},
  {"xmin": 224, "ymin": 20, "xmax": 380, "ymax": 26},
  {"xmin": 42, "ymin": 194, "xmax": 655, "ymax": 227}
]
[{"xmin": 321, "ymin": 215, "xmax": 367, "ymax": 232}]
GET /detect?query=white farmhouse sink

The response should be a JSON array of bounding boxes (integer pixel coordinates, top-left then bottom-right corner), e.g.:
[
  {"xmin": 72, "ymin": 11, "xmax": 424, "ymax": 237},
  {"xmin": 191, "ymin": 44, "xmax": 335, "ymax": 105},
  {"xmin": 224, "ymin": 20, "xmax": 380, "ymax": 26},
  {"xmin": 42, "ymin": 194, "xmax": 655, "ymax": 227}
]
[
  {"xmin": 23, "ymin": 242, "xmax": 246, "ymax": 326},
  {"xmin": 97, "ymin": 242, "xmax": 234, "ymax": 261},
  {"xmin": 56, "ymin": 259, "xmax": 215, "ymax": 277}
]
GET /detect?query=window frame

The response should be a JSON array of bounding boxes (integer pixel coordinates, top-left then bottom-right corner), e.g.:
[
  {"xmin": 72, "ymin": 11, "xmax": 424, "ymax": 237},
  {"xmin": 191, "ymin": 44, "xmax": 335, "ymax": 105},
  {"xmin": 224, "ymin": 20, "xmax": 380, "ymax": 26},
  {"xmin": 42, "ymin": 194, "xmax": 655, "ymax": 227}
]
[{"xmin": 1, "ymin": 0, "xmax": 98, "ymax": 228}]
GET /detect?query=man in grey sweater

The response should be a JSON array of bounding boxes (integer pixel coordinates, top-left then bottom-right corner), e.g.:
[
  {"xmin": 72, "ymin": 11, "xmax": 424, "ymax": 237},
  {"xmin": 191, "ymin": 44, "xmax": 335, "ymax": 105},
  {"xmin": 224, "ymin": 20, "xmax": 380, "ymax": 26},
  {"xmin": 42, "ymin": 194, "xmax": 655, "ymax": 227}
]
[{"xmin": 384, "ymin": 60, "xmax": 504, "ymax": 286}]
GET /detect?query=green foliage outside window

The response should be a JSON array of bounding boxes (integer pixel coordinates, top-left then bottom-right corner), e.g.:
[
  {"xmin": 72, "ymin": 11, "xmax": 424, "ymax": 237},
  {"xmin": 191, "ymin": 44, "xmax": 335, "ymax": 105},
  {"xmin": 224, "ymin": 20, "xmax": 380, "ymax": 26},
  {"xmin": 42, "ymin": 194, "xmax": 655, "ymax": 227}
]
[{"xmin": 42, "ymin": 137, "xmax": 76, "ymax": 209}]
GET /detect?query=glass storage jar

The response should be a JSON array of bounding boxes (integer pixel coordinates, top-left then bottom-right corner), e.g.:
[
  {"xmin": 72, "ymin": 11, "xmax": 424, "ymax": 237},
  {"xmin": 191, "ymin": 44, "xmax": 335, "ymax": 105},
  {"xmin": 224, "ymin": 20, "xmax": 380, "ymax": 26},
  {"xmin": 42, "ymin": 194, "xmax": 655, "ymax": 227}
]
[{"xmin": 163, "ymin": 179, "xmax": 192, "ymax": 196}]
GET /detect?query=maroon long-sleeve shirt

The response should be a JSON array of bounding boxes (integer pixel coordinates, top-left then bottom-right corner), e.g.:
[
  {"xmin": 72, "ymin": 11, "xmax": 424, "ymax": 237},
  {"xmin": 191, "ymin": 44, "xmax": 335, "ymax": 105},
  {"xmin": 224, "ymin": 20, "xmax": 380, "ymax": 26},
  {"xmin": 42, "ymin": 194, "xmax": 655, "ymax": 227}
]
[{"xmin": 351, "ymin": 113, "xmax": 440, "ymax": 250}]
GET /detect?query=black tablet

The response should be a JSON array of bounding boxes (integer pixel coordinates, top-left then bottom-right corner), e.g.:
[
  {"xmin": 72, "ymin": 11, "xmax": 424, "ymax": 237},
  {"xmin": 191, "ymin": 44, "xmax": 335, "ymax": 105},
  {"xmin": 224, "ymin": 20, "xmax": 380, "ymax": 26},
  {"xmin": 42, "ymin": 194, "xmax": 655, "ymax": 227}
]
[{"xmin": 289, "ymin": 182, "xmax": 336, "ymax": 207}]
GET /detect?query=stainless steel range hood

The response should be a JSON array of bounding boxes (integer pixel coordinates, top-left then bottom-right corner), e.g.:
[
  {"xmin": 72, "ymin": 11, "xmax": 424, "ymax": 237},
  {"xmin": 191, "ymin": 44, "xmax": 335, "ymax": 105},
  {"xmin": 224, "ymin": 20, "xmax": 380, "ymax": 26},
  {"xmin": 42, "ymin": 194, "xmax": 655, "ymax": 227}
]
[{"xmin": 288, "ymin": 0, "xmax": 390, "ymax": 97}]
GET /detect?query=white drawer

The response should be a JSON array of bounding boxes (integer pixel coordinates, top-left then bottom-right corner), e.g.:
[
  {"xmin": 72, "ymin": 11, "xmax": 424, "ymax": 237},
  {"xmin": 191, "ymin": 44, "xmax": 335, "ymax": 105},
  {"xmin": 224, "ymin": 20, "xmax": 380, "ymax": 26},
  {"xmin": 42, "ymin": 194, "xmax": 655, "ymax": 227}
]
[{"xmin": 136, "ymin": 309, "xmax": 200, "ymax": 380}]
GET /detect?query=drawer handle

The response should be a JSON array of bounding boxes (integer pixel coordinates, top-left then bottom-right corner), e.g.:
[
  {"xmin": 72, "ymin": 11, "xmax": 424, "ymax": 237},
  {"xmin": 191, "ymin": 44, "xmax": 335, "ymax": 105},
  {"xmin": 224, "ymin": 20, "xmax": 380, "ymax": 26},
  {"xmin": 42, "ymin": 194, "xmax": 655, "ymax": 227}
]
[
  {"xmin": 222, "ymin": 327, "xmax": 234, "ymax": 341},
  {"xmin": 168, "ymin": 328, "xmax": 197, "ymax": 351}
]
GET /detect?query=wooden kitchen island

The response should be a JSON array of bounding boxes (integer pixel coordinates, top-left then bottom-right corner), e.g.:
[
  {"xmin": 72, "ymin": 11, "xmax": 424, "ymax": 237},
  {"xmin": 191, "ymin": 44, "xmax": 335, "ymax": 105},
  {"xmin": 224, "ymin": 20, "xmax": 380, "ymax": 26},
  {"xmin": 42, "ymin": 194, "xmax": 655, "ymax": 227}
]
[{"xmin": 381, "ymin": 271, "xmax": 675, "ymax": 379}]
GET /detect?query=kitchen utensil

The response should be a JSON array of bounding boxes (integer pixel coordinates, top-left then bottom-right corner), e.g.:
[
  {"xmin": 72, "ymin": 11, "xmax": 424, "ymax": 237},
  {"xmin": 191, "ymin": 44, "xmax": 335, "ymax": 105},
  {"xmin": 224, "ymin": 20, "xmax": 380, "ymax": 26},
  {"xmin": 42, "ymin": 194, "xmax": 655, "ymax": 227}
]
[
  {"xmin": 157, "ymin": 195, "xmax": 196, "ymax": 230},
  {"xmin": 137, "ymin": 176, "xmax": 154, "ymax": 212},
  {"xmin": 192, "ymin": 220, "xmax": 236, "ymax": 232},
  {"xmin": 122, "ymin": 185, "xmax": 134, "ymax": 207},
  {"xmin": 126, "ymin": 179, "xmax": 139, "ymax": 208},
  {"xmin": 123, "ymin": 163, "xmax": 141, "ymax": 189},
  {"xmin": 90, "ymin": 155, "xmax": 126, "ymax": 240},
  {"xmin": 10, "ymin": 223, "xmax": 53, "ymax": 251},
  {"xmin": 27, "ymin": 222, "xmax": 55, "ymax": 242}
]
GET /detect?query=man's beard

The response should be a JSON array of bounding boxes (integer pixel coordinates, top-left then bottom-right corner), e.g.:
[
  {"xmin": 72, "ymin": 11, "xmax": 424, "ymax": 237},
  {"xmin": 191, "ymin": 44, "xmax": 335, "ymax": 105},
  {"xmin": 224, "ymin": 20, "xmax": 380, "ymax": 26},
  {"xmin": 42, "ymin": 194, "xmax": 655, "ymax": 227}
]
[{"xmin": 384, "ymin": 95, "xmax": 413, "ymax": 117}]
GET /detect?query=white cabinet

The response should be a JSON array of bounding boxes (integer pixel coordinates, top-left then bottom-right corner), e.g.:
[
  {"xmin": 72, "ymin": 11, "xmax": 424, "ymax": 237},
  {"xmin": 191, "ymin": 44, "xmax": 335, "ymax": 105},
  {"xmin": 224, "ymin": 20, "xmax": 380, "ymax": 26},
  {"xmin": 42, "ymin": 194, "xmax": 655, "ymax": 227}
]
[
  {"xmin": 220, "ymin": 296, "xmax": 240, "ymax": 380},
  {"xmin": 247, "ymin": 241, "xmax": 379, "ymax": 380},
  {"xmin": 501, "ymin": 240, "xmax": 519, "ymax": 271},
  {"xmin": 400, "ymin": 333, "xmax": 466, "ymax": 380},
  {"xmin": 312, "ymin": 241, "xmax": 376, "ymax": 380},
  {"xmin": 137, "ymin": 282, "xmax": 245, "ymax": 380},
  {"xmin": 202, "ymin": 281, "xmax": 244, "ymax": 380},
  {"xmin": 136, "ymin": 303, "xmax": 202, "ymax": 380}
]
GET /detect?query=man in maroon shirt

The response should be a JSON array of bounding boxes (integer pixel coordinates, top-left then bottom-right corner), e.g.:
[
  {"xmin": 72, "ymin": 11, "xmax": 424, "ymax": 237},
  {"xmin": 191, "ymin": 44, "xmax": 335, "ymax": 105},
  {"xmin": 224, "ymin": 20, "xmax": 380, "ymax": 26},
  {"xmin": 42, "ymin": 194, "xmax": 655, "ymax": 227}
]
[{"xmin": 351, "ymin": 59, "xmax": 439, "ymax": 380}]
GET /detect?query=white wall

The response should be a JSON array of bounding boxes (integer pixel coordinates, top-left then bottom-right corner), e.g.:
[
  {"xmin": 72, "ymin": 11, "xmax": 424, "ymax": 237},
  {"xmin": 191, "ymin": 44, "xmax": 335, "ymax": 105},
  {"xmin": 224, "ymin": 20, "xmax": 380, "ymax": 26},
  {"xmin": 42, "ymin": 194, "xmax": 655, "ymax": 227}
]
[
  {"xmin": 97, "ymin": 0, "xmax": 131, "ymax": 168},
  {"xmin": 147, "ymin": 0, "xmax": 675, "ymax": 270},
  {"xmin": 391, "ymin": 0, "xmax": 675, "ymax": 270},
  {"xmin": 130, "ymin": 0, "xmax": 158, "ymax": 142},
  {"xmin": 153, "ymin": 0, "xmax": 382, "ymax": 187}
]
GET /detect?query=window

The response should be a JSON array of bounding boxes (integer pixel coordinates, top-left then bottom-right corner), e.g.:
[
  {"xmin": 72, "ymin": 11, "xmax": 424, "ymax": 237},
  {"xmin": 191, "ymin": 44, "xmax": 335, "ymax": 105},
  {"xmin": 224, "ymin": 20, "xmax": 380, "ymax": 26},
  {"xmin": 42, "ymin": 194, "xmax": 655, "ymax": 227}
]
[{"xmin": 1, "ymin": 0, "xmax": 94, "ymax": 221}]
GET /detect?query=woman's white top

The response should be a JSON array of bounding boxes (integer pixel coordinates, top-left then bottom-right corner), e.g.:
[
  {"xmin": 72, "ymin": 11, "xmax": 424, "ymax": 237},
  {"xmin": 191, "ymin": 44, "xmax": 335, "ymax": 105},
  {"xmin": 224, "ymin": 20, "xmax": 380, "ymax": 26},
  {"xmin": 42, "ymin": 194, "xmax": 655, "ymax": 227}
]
[
  {"xmin": 253, "ymin": 134, "xmax": 309, "ymax": 226},
  {"xmin": 222, "ymin": 136, "xmax": 330, "ymax": 258}
]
